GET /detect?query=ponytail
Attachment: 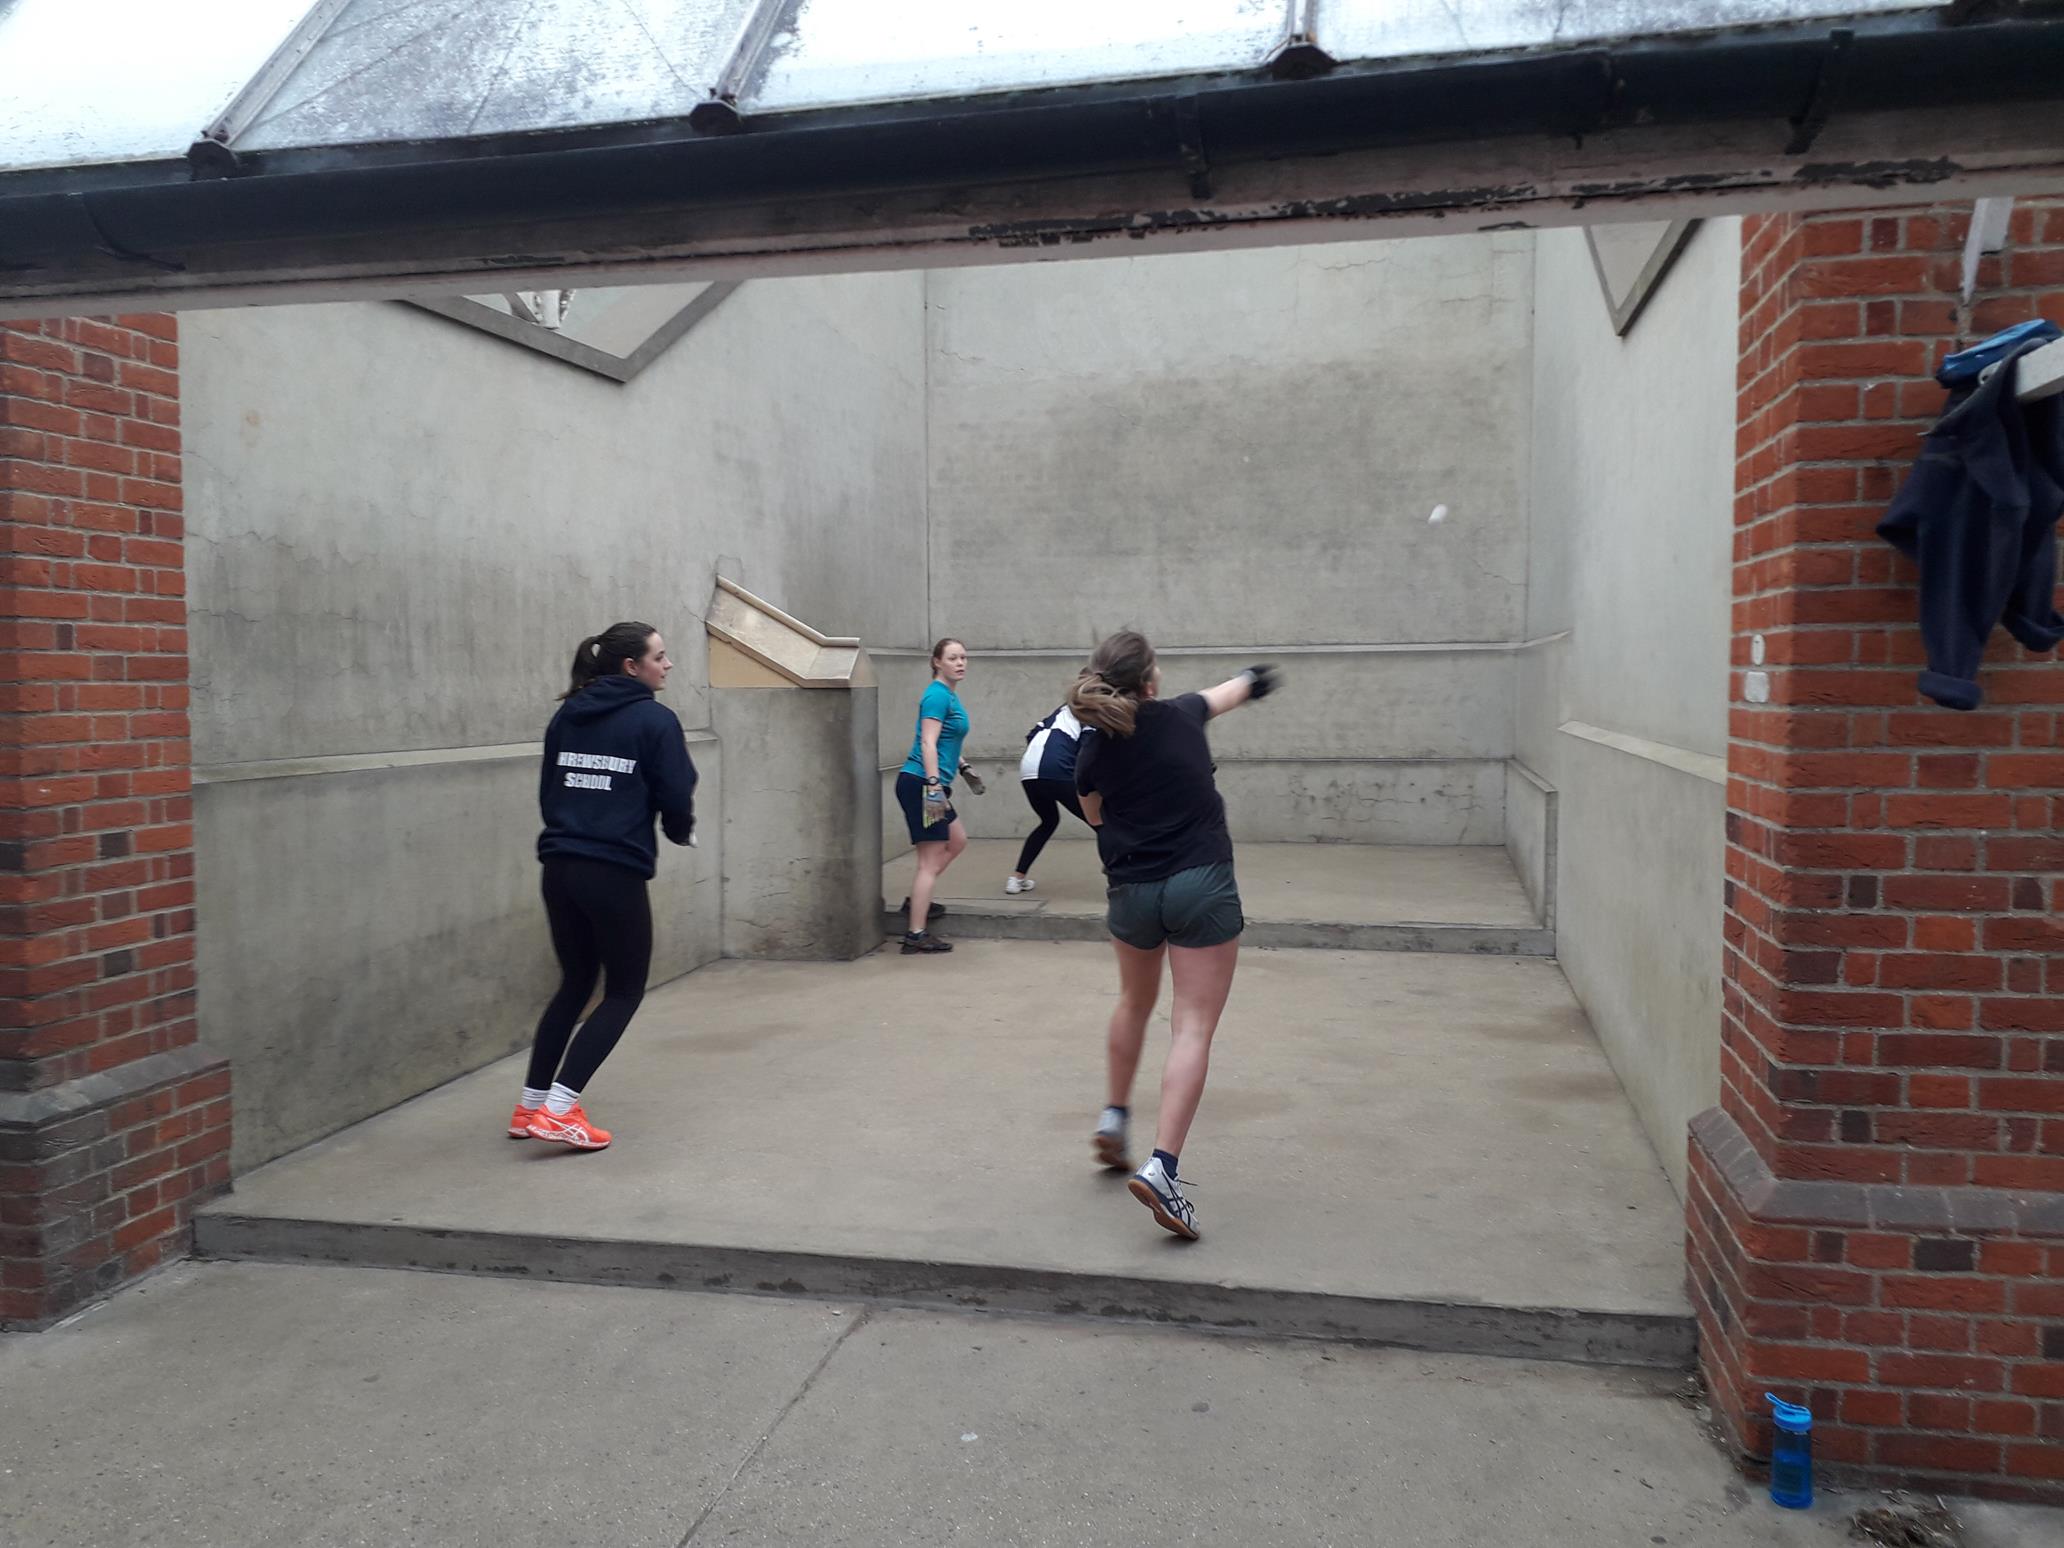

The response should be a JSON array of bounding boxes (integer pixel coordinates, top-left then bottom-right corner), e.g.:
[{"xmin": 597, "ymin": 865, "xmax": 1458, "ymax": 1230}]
[
  {"xmin": 1067, "ymin": 672, "xmax": 1136, "ymax": 737},
  {"xmin": 561, "ymin": 620, "xmax": 658, "ymax": 700},
  {"xmin": 1066, "ymin": 629, "xmax": 1156, "ymax": 738}
]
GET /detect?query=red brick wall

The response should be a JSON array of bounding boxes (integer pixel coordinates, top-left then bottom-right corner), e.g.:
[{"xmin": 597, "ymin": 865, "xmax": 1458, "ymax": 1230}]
[
  {"xmin": 0, "ymin": 315, "xmax": 227, "ymax": 1327},
  {"xmin": 1691, "ymin": 203, "xmax": 2064, "ymax": 1498}
]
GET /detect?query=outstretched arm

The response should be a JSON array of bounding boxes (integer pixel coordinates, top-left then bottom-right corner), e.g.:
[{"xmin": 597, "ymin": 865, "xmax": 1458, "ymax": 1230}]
[{"xmin": 1200, "ymin": 664, "xmax": 1279, "ymax": 719}]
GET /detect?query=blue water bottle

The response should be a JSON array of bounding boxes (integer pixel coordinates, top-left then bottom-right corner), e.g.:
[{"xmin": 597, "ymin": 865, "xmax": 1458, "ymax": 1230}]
[{"xmin": 1766, "ymin": 1393, "xmax": 1813, "ymax": 1510}]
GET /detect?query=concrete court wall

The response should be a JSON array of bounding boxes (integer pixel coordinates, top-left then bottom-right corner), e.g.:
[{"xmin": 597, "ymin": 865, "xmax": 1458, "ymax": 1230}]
[
  {"xmin": 182, "ymin": 275, "xmax": 928, "ymax": 1169},
  {"xmin": 885, "ymin": 232, "xmax": 1535, "ymax": 853},
  {"xmin": 1518, "ymin": 220, "xmax": 1741, "ymax": 1195}
]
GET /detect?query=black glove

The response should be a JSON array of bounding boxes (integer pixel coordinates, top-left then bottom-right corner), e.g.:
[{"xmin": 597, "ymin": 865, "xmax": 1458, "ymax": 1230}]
[{"xmin": 1245, "ymin": 664, "xmax": 1280, "ymax": 701}]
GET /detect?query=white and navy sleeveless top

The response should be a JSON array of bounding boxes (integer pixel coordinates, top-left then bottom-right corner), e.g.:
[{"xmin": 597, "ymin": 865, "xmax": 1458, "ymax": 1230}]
[{"xmin": 1020, "ymin": 704, "xmax": 1084, "ymax": 783}]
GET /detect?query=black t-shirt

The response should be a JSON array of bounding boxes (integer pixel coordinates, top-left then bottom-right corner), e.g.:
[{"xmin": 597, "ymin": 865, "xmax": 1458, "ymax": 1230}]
[{"xmin": 1074, "ymin": 693, "xmax": 1233, "ymax": 884}]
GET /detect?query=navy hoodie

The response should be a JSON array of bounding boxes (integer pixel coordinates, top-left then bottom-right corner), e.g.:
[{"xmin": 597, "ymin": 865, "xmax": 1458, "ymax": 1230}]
[
  {"xmin": 1877, "ymin": 339, "xmax": 2064, "ymax": 710},
  {"xmin": 537, "ymin": 675, "xmax": 698, "ymax": 878}
]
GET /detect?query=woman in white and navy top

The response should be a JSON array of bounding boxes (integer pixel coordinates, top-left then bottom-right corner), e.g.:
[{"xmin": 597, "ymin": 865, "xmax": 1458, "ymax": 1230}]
[{"xmin": 1007, "ymin": 703, "xmax": 1090, "ymax": 894}]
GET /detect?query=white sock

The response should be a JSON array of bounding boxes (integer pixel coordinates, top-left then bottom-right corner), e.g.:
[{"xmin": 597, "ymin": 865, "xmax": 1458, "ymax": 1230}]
[
  {"xmin": 520, "ymin": 1086, "xmax": 550, "ymax": 1111},
  {"xmin": 1101, "ymin": 1106, "xmax": 1127, "ymax": 1129},
  {"xmin": 545, "ymin": 1083, "xmax": 580, "ymax": 1117}
]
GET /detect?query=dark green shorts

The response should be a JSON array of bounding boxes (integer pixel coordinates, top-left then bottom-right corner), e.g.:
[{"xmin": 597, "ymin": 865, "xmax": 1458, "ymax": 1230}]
[{"xmin": 1105, "ymin": 861, "xmax": 1244, "ymax": 950}]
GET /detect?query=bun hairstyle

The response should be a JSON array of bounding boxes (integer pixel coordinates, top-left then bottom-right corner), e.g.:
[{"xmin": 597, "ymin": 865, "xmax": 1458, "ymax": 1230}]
[
  {"xmin": 563, "ymin": 620, "xmax": 658, "ymax": 700},
  {"xmin": 1066, "ymin": 629, "xmax": 1156, "ymax": 738}
]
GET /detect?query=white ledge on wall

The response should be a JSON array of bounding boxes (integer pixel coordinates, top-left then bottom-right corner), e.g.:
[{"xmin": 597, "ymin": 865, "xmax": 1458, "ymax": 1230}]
[
  {"xmin": 194, "ymin": 741, "xmax": 544, "ymax": 784},
  {"xmin": 194, "ymin": 732, "xmax": 722, "ymax": 784},
  {"xmin": 869, "ymin": 635, "xmax": 1569, "ymax": 660},
  {"xmin": 1558, "ymin": 721, "xmax": 1726, "ymax": 787},
  {"xmin": 704, "ymin": 577, "xmax": 873, "ymax": 689}
]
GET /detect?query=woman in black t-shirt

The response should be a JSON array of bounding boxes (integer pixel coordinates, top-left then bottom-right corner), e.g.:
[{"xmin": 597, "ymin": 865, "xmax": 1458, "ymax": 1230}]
[{"xmin": 1067, "ymin": 631, "xmax": 1277, "ymax": 1240}]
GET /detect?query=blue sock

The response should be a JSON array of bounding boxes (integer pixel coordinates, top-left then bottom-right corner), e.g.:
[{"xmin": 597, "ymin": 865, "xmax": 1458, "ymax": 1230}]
[{"xmin": 1152, "ymin": 1148, "xmax": 1179, "ymax": 1180}]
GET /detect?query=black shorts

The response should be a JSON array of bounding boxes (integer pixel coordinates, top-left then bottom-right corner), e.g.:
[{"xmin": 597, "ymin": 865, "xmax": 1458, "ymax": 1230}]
[
  {"xmin": 1106, "ymin": 861, "xmax": 1244, "ymax": 950},
  {"xmin": 896, "ymin": 771, "xmax": 955, "ymax": 844}
]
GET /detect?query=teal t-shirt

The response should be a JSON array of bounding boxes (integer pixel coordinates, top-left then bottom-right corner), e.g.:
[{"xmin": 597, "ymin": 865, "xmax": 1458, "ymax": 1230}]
[{"xmin": 902, "ymin": 681, "xmax": 969, "ymax": 782}]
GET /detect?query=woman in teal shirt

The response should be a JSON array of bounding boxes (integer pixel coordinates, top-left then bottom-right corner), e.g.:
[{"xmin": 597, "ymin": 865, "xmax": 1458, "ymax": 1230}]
[{"xmin": 895, "ymin": 638, "xmax": 972, "ymax": 954}]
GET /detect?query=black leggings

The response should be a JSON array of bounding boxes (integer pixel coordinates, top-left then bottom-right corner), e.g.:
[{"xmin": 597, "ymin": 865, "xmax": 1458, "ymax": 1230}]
[
  {"xmin": 526, "ymin": 856, "xmax": 652, "ymax": 1095},
  {"xmin": 1015, "ymin": 778, "xmax": 1087, "ymax": 875}
]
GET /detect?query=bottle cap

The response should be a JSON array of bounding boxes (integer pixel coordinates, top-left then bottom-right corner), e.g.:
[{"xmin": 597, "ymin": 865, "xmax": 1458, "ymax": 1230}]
[{"xmin": 1765, "ymin": 1393, "xmax": 1813, "ymax": 1433}]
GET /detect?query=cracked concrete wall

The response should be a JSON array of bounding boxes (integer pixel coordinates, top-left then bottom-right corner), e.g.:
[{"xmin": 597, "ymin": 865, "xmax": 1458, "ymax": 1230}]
[
  {"xmin": 1520, "ymin": 220, "xmax": 1740, "ymax": 1196},
  {"xmin": 184, "ymin": 280, "xmax": 926, "ymax": 763},
  {"xmin": 917, "ymin": 232, "xmax": 1534, "ymax": 845},
  {"xmin": 182, "ymin": 274, "xmax": 927, "ymax": 1168}
]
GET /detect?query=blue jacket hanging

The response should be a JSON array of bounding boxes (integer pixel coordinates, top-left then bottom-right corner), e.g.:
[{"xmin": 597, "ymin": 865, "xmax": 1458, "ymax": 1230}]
[{"xmin": 1876, "ymin": 336, "xmax": 2064, "ymax": 710}]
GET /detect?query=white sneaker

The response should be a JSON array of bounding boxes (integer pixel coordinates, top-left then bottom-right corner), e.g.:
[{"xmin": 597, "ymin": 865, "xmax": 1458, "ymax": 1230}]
[
  {"xmin": 1005, "ymin": 876, "xmax": 1036, "ymax": 895},
  {"xmin": 1093, "ymin": 1107, "xmax": 1129, "ymax": 1170},
  {"xmin": 1128, "ymin": 1155, "xmax": 1198, "ymax": 1240}
]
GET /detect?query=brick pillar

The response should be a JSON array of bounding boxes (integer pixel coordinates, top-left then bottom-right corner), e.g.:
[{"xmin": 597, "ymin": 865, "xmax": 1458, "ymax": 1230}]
[
  {"xmin": 0, "ymin": 315, "xmax": 227, "ymax": 1328},
  {"xmin": 1690, "ymin": 203, "xmax": 2064, "ymax": 1498}
]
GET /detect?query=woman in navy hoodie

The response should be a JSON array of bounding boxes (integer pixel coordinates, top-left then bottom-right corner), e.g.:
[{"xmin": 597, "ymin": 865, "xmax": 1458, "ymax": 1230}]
[{"xmin": 511, "ymin": 621, "xmax": 698, "ymax": 1151}]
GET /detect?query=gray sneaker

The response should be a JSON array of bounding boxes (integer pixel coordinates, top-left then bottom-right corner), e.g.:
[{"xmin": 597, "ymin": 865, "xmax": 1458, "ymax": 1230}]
[
  {"xmin": 1128, "ymin": 1155, "xmax": 1198, "ymax": 1240},
  {"xmin": 1093, "ymin": 1108, "xmax": 1129, "ymax": 1171}
]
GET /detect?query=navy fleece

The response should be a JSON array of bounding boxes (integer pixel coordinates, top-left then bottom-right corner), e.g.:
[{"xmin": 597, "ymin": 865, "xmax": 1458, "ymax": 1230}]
[
  {"xmin": 1878, "ymin": 339, "xmax": 2064, "ymax": 710},
  {"xmin": 537, "ymin": 675, "xmax": 697, "ymax": 878}
]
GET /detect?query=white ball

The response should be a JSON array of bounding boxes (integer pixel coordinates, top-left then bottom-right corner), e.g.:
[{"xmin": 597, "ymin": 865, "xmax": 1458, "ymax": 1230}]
[{"xmin": 1428, "ymin": 504, "xmax": 1449, "ymax": 524}]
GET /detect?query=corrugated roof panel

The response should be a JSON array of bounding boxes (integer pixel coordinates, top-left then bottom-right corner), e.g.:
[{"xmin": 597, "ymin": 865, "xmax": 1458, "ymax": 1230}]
[
  {"xmin": 744, "ymin": 0, "xmax": 1288, "ymax": 115},
  {"xmin": 1315, "ymin": 0, "xmax": 1951, "ymax": 64},
  {"xmin": 235, "ymin": 0, "xmax": 759, "ymax": 150},
  {"xmin": 0, "ymin": 0, "xmax": 319, "ymax": 172}
]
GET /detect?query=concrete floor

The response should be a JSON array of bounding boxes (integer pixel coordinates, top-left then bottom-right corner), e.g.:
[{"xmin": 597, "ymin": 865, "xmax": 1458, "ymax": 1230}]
[
  {"xmin": 885, "ymin": 840, "xmax": 1540, "ymax": 929},
  {"xmin": 5, "ymin": 1261, "xmax": 2059, "ymax": 1548},
  {"xmin": 203, "ymin": 941, "xmax": 1686, "ymax": 1360}
]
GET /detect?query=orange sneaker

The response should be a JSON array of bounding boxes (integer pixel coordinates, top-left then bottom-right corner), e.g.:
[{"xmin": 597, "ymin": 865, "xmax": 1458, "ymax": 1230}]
[
  {"xmin": 508, "ymin": 1104, "xmax": 541, "ymax": 1138},
  {"xmin": 526, "ymin": 1103, "xmax": 612, "ymax": 1151}
]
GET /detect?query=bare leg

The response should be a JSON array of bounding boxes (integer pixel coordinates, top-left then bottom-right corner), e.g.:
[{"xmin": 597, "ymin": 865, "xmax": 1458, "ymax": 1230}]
[
  {"xmin": 904, "ymin": 820, "xmax": 970, "ymax": 935},
  {"xmin": 1155, "ymin": 938, "xmax": 1240, "ymax": 1159},
  {"xmin": 906, "ymin": 845, "xmax": 946, "ymax": 934},
  {"xmin": 1106, "ymin": 938, "xmax": 1165, "ymax": 1108}
]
